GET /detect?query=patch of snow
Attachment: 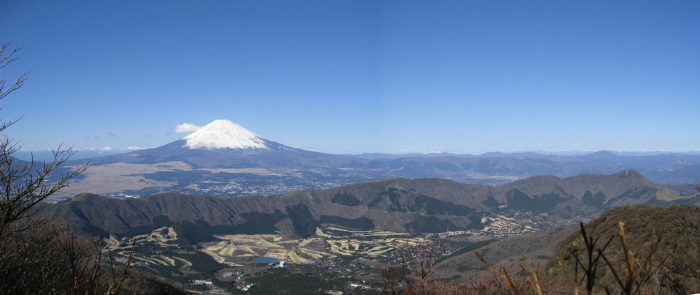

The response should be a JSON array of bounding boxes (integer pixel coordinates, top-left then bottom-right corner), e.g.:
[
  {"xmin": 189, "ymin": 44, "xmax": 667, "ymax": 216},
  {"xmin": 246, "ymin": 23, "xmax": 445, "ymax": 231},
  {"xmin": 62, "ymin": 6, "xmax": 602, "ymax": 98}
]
[{"xmin": 182, "ymin": 119, "xmax": 269, "ymax": 150}]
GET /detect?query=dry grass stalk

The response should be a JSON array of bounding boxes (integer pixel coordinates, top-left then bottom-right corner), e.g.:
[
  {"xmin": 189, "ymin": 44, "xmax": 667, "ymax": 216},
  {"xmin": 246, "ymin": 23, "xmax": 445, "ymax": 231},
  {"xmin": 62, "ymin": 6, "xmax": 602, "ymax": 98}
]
[
  {"xmin": 557, "ymin": 222, "xmax": 614, "ymax": 295},
  {"xmin": 598, "ymin": 222, "xmax": 669, "ymax": 295}
]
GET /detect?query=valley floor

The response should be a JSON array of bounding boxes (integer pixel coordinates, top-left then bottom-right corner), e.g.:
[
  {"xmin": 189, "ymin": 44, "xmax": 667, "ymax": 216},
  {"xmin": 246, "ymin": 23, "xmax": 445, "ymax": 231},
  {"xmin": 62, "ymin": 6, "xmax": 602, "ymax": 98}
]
[{"xmin": 104, "ymin": 209, "xmax": 573, "ymax": 293}]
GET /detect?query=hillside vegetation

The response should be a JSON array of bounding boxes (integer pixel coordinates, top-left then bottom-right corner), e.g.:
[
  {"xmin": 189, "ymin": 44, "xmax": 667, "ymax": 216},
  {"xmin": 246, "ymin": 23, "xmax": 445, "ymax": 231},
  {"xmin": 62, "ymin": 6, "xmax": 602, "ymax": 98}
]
[
  {"xmin": 543, "ymin": 204, "xmax": 700, "ymax": 294},
  {"xmin": 412, "ymin": 203, "xmax": 700, "ymax": 295},
  {"xmin": 44, "ymin": 170, "xmax": 700, "ymax": 241},
  {"xmin": 38, "ymin": 171, "xmax": 700, "ymax": 294}
]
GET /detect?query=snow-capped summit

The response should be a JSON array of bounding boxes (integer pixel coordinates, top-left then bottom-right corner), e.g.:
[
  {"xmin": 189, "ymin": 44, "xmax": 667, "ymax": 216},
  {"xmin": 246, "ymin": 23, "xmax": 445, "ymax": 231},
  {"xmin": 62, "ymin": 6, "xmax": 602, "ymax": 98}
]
[{"xmin": 182, "ymin": 120, "xmax": 269, "ymax": 150}]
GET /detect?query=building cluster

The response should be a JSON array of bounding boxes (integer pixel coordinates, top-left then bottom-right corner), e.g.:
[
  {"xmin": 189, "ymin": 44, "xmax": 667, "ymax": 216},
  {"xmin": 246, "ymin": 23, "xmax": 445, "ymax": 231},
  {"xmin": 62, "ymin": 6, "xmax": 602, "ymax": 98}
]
[{"xmin": 193, "ymin": 280, "xmax": 213, "ymax": 285}]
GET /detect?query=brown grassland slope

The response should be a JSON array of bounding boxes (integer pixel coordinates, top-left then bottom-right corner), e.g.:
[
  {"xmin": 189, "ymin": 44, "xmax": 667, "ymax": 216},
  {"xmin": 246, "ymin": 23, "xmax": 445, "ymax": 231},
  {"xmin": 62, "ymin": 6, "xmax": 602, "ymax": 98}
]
[{"xmin": 543, "ymin": 204, "xmax": 700, "ymax": 294}]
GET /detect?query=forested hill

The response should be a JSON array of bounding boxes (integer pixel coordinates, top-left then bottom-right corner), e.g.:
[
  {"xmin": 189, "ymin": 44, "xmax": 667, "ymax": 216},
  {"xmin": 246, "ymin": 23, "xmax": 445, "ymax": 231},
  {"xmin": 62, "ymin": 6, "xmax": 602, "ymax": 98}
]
[{"xmin": 45, "ymin": 170, "xmax": 699, "ymax": 242}]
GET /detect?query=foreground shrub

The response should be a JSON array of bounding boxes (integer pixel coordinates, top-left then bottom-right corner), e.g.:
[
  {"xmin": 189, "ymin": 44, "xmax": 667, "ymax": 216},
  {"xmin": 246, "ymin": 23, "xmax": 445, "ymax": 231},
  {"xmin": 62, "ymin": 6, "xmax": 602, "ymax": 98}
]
[
  {"xmin": 0, "ymin": 218, "xmax": 131, "ymax": 294},
  {"xmin": 378, "ymin": 204, "xmax": 700, "ymax": 295}
]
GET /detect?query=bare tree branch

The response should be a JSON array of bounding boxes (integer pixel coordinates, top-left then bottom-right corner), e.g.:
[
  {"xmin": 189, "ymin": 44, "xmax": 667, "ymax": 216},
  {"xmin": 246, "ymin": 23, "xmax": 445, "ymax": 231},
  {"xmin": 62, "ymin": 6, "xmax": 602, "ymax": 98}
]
[
  {"xmin": 0, "ymin": 142, "xmax": 90, "ymax": 237},
  {"xmin": 0, "ymin": 43, "xmax": 29, "ymax": 100}
]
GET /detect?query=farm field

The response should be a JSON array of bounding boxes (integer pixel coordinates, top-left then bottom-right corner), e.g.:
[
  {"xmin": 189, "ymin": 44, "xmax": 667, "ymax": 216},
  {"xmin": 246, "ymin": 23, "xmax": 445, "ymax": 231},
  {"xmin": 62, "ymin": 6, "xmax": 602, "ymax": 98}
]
[{"xmin": 105, "ymin": 213, "xmax": 536, "ymax": 272}]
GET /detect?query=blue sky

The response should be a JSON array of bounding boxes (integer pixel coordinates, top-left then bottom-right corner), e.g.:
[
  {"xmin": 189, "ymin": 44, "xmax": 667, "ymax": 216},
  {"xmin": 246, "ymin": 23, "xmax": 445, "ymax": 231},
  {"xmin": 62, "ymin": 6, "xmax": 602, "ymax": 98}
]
[{"xmin": 1, "ymin": 1, "xmax": 699, "ymax": 154}]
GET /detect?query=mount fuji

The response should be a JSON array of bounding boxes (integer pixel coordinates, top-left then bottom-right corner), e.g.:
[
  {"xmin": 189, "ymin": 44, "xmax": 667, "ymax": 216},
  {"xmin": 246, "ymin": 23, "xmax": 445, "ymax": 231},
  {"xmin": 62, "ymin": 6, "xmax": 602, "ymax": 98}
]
[
  {"xmin": 87, "ymin": 119, "xmax": 360, "ymax": 169},
  {"xmin": 53, "ymin": 119, "xmax": 377, "ymax": 198},
  {"xmin": 182, "ymin": 119, "xmax": 270, "ymax": 150}
]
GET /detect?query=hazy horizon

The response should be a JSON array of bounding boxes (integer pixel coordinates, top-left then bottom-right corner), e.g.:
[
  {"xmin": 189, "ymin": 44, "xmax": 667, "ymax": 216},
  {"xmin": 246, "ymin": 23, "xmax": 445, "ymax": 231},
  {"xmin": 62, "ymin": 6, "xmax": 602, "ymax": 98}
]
[{"xmin": 13, "ymin": 146, "xmax": 700, "ymax": 162}]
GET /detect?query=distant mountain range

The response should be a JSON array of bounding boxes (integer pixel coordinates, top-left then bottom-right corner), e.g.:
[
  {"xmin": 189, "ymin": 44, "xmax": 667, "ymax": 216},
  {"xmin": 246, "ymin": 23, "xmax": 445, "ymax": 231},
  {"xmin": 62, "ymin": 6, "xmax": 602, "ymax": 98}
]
[
  {"xmin": 15, "ymin": 148, "xmax": 144, "ymax": 161},
  {"xmin": 17, "ymin": 148, "xmax": 700, "ymax": 162},
  {"xmin": 45, "ymin": 170, "xmax": 700, "ymax": 242},
  {"xmin": 47, "ymin": 120, "xmax": 700, "ymax": 198},
  {"xmin": 344, "ymin": 150, "xmax": 700, "ymax": 159}
]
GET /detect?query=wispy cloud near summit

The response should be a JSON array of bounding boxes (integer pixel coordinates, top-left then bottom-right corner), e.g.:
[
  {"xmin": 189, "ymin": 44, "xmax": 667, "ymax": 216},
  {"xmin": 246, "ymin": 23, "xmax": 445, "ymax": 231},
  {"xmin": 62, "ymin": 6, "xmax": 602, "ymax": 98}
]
[{"xmin": 174, "ymin": 123, "xmax": 201, "ymax": 133}]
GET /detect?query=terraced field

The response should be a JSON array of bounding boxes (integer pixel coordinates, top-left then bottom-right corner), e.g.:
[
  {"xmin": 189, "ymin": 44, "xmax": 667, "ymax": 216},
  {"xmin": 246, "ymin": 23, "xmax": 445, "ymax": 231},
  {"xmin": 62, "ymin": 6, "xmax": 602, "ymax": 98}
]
[{"xmin": 105, "ymin": 215, "xmax": 535, "ymax": 270}]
